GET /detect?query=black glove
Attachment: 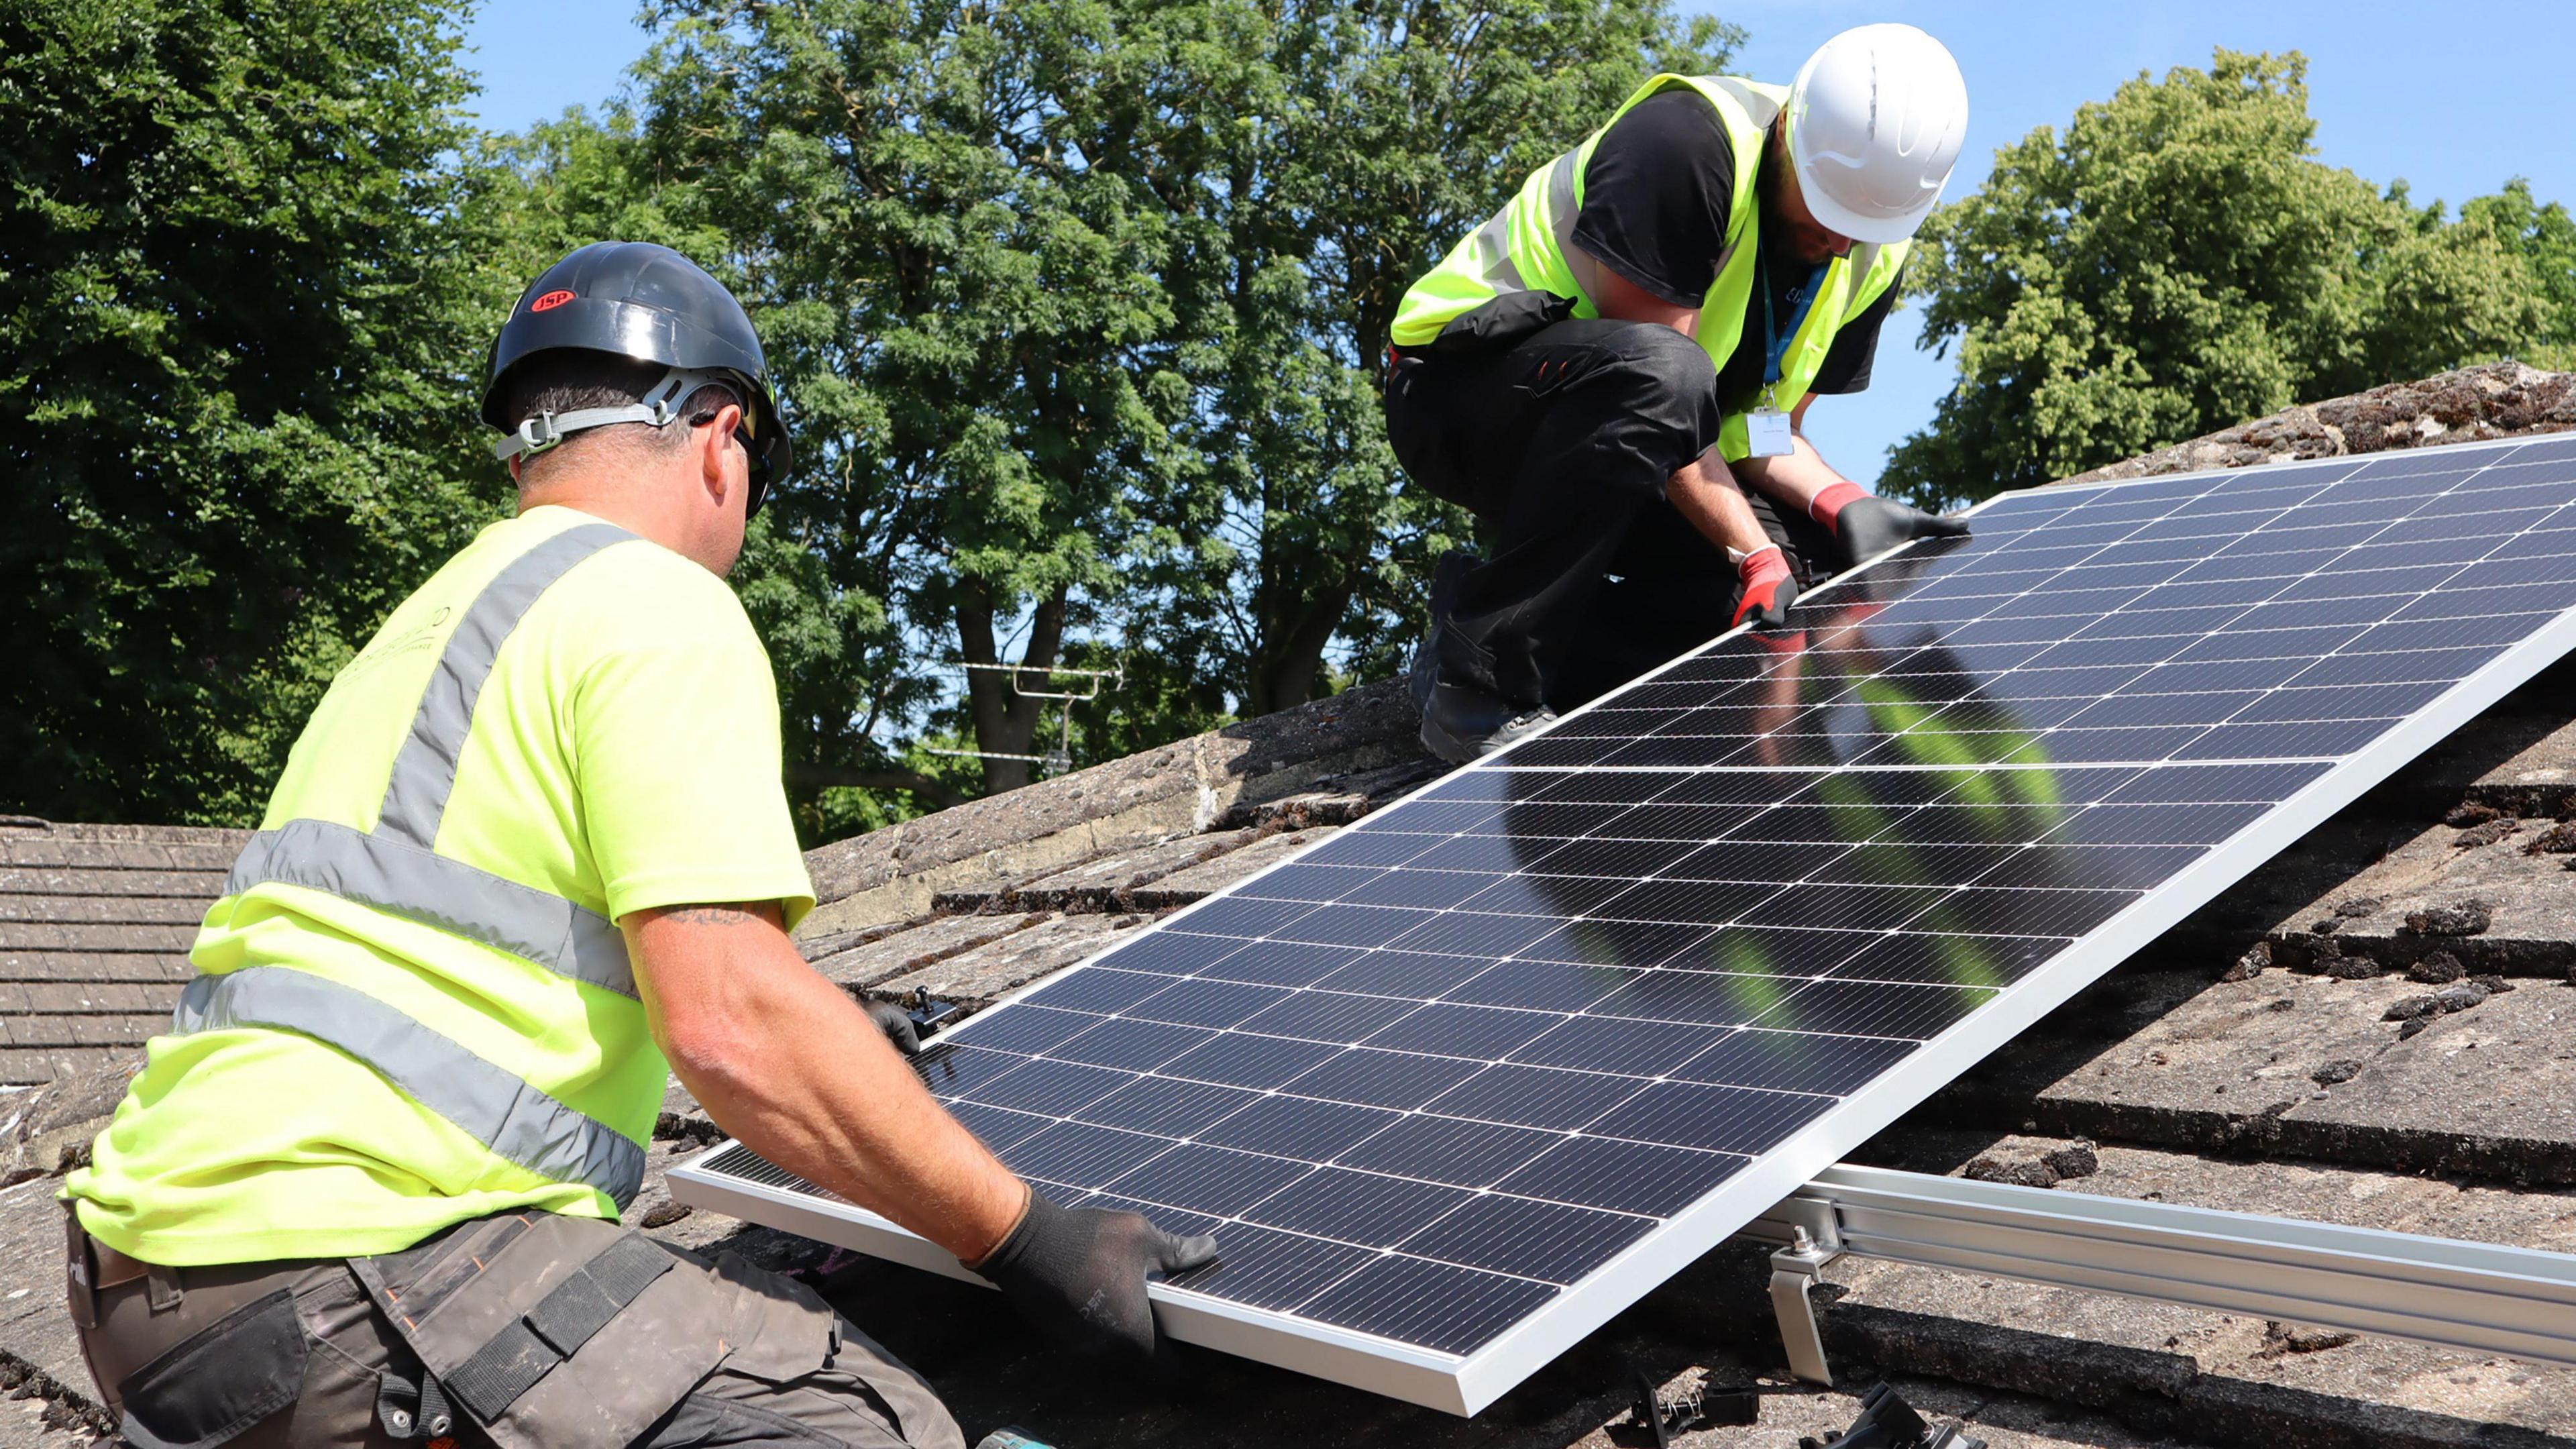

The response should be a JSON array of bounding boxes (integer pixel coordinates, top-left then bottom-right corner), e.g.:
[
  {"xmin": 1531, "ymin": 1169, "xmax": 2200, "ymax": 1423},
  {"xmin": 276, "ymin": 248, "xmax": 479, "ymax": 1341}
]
[
  {"xmin": 972, "ymin": 1190, "xmax": 1220, "ymax": 1359},
  {"xmin": 1833, "ymin": 493, "xmax": 1970, "ymax": 568},
  {"xmin": 863, "ymin": 1000, "xmax": 920, "ymax": 1056}
]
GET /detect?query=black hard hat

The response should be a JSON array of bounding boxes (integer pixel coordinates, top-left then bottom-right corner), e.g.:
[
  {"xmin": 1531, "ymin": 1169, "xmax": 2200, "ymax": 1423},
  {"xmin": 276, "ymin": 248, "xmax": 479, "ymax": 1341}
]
[{"xmin": 483, "ymin": 241, "xmax": 793, "ymax": 506}]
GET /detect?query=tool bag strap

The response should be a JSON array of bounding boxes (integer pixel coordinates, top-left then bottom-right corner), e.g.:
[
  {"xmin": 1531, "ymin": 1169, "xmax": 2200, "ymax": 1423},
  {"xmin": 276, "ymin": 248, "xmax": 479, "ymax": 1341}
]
[
  {"xmin": 437, "ymin": 1233, "xmax": 673, "ymax": 1421},
  {"xmin": 373, "ymin": 1360, "xmax": 457, "ymax": 1442}
]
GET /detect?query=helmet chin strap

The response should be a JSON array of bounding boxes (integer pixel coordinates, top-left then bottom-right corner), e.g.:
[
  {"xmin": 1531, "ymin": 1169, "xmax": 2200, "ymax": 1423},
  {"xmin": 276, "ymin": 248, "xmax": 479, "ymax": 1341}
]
[{"xmin": 492, "ymin": 367, "xmax": 741, "ymax": 464}]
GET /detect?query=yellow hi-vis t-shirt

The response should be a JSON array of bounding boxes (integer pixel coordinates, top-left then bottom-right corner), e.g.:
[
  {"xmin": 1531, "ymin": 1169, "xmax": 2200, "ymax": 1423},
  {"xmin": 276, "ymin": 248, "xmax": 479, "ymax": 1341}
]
[{"xmin": 65, "ymin": 506, "xmax": 814, "ymax": 1265}]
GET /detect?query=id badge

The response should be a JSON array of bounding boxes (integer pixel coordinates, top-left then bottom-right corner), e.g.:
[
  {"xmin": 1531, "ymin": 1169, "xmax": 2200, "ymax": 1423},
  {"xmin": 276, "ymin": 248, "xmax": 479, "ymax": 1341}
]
[{"xmin": 1746, "ymin": 407, "xmax": 1794, "ymax": 458}]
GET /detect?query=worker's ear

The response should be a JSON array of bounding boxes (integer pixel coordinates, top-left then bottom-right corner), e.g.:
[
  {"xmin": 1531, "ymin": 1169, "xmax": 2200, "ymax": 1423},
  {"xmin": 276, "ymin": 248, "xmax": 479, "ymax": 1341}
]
[{"xmin": 697, "ymin": 401, "xmax": 746, "ymax": 511}]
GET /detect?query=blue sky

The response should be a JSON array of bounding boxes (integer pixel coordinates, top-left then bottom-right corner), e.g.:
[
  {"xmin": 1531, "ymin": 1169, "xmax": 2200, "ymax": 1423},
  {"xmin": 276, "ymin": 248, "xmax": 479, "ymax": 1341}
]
[{"xmin": 458, "ymin": 1, "xmax": 2576, "ymax": 486}]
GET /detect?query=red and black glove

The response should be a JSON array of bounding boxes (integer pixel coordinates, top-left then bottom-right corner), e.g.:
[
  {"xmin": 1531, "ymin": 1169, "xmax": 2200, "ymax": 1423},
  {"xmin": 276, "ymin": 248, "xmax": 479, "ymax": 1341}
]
[
  {"xmin": 1732, "ymin": 545, "xmax": 1799, "ymax": 630},
  {"xmin": 1811, "ymin": 482, "xmax": 1970, "ymax": 570}
]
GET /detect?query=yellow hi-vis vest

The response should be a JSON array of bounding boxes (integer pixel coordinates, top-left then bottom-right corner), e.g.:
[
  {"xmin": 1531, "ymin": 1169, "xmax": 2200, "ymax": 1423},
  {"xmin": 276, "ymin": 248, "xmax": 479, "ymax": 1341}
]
[
  {"xmin": 68, "ymin": 507, "xmax": 826, "ymax": 1264},
  {"xmin": 1390, "ymin": 73, "xmax": 1909, "ymax": 462},
  {"xmin": 182, "ymin": 519, "xmax": 652, "ymax": 1208}
]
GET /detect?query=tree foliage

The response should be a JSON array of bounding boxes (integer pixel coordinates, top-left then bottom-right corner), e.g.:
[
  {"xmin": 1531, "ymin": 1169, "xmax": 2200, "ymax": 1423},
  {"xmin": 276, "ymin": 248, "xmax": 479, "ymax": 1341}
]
[
  {"xmin": 0, "ymin": 0, "xmax": 515, "ymax": 824},
  {"xmin": 586, "ymin": 0, "xmax": 1733, "ymax": 810},
  {"xmin": 600, "ymin": 2, "xmax": 1196, "ymax": 803},
  {"xmin": 1886, "ymin": 51, "xmax": 2557, "ymax": 506},
  {"xmin": 1091, "ymin": 1, "xmax": 1741, "ymax": 717},
  {"xmin": 3, "ymin": 0, "xmax": 1731, "ymax": 833},
  {"xmin": 39, "ymin": 11, "xmax": 2576, "ymax": 841},
  {"xmin": 2465, "ymin": 180, "xmax": 2576, "ymax": 372}
]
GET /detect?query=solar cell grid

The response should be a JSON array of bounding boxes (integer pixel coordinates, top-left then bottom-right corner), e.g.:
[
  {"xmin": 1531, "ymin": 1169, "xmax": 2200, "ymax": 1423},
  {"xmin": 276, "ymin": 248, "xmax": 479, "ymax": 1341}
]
[
  {"xmin": 890, "ymin": 746, "xmax": 2321, "ymax": 1310},
  {"xmin": 684, "ymin": 433, "xmax": 2576, "ymax": 1413}
]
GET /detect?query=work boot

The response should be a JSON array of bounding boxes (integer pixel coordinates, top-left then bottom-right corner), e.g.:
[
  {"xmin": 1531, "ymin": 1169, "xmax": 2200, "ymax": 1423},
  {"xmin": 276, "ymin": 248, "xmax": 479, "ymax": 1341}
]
[
  {"xmin": 1419, "ymin": 681, "xmax": 1558, "ymax": 765},
  {"xmin": 1407, "ymin": 548, "xmax": 1481, "ymax": 718}
]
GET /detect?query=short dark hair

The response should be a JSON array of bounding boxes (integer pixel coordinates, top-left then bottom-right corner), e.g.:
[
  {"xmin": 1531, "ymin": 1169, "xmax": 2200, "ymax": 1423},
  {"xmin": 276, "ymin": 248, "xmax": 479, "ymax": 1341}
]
[{"xmin": 498, "ymin": 348, "xmax": 746, "ymax": 480}]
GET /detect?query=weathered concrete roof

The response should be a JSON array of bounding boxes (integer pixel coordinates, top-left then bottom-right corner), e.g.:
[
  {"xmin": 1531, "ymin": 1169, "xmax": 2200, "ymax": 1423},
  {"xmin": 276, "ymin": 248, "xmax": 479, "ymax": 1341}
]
[
  {"xmin": 799, "ymin": 684, "xmax": 1426, "ymax": 932},
  {"xmin": 2062, "ymin": 360, "xmax": 2576, "ymax": 484},
  {"xmin": 0, "ymin": 819, "xmax": 244, "ymax": 1089},
  {"xmin": 7, "ymin": 362, "xmax": 2576, "ymax": 1447}
]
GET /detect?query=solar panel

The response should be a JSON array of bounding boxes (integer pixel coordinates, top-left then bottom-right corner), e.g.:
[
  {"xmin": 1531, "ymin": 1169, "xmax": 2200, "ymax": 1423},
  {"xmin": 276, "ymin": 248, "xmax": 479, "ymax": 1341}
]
[{"xmin": 674, "ymin": 432, "xmax": 2576, "ymax": 1413}]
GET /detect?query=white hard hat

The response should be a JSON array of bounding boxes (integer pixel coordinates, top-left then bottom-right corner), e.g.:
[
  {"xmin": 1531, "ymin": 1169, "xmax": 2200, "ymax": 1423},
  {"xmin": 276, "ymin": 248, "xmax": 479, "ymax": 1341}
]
[{"xmin": 1786, "ymin": 23, "xmax": 1970, "ymax": 245}]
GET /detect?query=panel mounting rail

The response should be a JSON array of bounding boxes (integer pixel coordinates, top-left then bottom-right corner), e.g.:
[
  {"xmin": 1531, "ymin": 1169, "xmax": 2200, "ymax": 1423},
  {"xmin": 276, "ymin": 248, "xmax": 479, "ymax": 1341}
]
[{"xmin": 1747, "ymin": 1165, "xmax": 2576, "ymax": 1385}]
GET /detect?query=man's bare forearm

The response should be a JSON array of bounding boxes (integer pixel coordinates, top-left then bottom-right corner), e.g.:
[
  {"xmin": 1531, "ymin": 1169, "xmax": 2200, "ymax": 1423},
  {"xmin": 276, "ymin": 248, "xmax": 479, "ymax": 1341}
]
[
  {"xmin": 1732, "ymin": 432, "xmax": 1848, "ymax": 517},
  {"xmin": 623, "ymin": 902, "xmax": 1027, "ymax": 1264},
  {"xmin": 1668, "ymin": 447, "xmax": 1774, "ymax": 557}
]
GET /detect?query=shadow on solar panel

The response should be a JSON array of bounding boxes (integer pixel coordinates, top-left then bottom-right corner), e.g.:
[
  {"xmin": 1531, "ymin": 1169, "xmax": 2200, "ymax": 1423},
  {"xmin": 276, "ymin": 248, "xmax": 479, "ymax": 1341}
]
[{"xmin": 673, "ymin": 435, "xmax": 2576, "ymax": 1415}]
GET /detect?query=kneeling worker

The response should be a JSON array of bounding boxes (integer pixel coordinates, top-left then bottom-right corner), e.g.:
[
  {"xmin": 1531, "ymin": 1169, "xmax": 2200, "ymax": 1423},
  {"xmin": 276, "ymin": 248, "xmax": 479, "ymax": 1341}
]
[
  {"xmin": 1387, "ymin": 23, "xmax": 1977, "ymax": 761},
  {"xmin": 62, "ymin": 242, "xmax": 1212, "ymax": 1449}
]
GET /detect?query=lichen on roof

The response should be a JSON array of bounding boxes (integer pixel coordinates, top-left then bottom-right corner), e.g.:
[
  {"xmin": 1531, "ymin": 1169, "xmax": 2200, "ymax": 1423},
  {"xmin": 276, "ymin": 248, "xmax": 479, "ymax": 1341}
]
[{"xmin": 2065, "ymin": 360, "xmax": 2576, "ymax": 484}]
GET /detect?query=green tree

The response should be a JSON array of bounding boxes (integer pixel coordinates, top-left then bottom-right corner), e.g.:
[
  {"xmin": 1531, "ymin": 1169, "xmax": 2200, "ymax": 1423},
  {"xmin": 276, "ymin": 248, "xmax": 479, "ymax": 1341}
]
[
  {"xmin": 2463, "ymin": 179, "xmax": 2576, "ymax": 370},
  {"xmin": 2, "ymin": 0, "xmax": 1748, "ymax": 833},
  {"xmin": 476, "ymin": 107, "xmax": 955, "ymax": 835},
  {"xmin": 1886, "ymin": 51, "xmax": 2553, "ymax": 506},
  {"xmin": 589, "ymin": 0, "xmax": 1736, "ymax": 814},
  {"xmin": 625, "ymin": 0, "xmax": 1192, "ymax": 797},
  {"xmin": 0, "ymin": 0, "xmax": 514, "ymax": 824},
  {"xmin": 1092, "ymin": 0, "xmax": 1741, "ymax": 714}
]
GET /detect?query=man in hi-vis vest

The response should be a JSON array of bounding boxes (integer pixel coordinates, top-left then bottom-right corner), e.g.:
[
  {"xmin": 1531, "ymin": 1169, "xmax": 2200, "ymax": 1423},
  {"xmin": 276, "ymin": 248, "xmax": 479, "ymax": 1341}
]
[
  {"xmin": 1387, "ymin": 24, "xmax": 1976, "ymax": 763},
  {"xmin": 62, "ymin": 243, "xmax": 1213, "ymax": 1449}
]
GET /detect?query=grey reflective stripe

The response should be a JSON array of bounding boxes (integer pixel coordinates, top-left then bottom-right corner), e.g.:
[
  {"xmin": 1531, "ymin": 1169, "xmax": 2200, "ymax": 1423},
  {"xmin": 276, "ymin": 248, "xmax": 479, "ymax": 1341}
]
[
  {"xmin": 1841, "ymin": 242, "xmax": 1888, "ymax": 317},
  {"xmin": 227, "ymin": 819, "xmax": 635, "ymax": 999},
  {"xmin": 1691, "ymin": 80, "xmax": 1774, "ymax": 293},
  {"xmin": 378, "ymin": 523, "xmax": 637, "ymax": 845},
  {"xmin": 1546, "ymin": 149, "xmax": 1582, "ymax": 270},
  {"xmin": 174, "ymin": 967, "xmax": 645, "ymax": 1208},
  {"xmin": 196, "ymin": 521, "xmax": 650, "ymax": 1205},
  {"xmin": 1701, "ymin": 74, "xmax": 1781, "ymax": 127},
  {"xmin": 1466, "ymin": 209, "xmax": 1525, "ymax": 294}
]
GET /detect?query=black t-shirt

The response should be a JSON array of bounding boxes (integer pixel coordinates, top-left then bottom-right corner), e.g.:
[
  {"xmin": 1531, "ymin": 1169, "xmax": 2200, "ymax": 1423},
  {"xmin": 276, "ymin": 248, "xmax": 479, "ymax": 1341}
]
[{"xmin": 1568, "ymin": 89, "xmax": 1898, "ymax": 402}]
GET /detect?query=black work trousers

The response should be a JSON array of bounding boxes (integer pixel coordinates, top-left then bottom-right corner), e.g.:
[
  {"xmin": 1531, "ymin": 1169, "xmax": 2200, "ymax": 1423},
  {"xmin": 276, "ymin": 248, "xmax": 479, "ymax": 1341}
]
[
  {"xmin": 68, "ymin": 1205, "xmax": 965, "ymax": 1449},
  {"xmin": 1384, "ymin": 317, "xmax": 1830, "ymax": 710}
]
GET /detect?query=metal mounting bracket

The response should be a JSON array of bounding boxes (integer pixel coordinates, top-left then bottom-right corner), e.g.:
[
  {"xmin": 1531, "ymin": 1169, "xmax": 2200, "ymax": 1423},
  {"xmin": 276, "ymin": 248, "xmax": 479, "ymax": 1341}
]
[
  {"xmin": 1763, "ymin": 1196, "xmax": 1844, "ymax": 1386},
  {"xmin": 922, "ymin": 661, "xmax": 1128, "ymax": 773}
]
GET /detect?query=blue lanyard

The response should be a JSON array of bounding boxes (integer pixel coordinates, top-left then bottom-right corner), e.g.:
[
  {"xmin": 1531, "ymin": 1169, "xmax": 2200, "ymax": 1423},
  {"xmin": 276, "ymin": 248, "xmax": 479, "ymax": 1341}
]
[{"xmin": 1761, "ymin": 259, "xmax": 1829, "ymax": 397}]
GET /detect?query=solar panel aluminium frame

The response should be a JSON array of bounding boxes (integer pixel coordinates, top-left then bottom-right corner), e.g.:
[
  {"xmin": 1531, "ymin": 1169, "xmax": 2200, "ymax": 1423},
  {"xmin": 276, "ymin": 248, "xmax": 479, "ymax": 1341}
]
[{"xmin": 672, "ymin": 434, "xmax": 2576, "ymax": 1415}]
